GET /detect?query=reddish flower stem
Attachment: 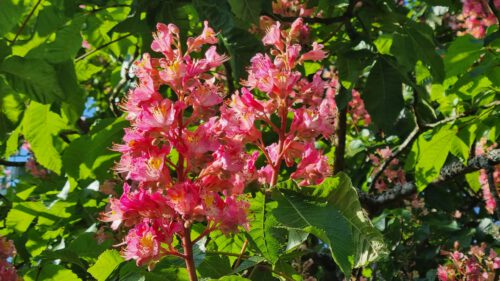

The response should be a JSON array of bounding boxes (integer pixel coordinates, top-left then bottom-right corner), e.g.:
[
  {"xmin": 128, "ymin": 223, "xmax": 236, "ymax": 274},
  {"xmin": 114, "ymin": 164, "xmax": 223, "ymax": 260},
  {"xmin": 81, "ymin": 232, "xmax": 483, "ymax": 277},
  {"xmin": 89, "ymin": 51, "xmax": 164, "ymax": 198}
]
[
  {"xmin": 271, "ymin": 101, "xmax": 288, "ymax": 186},
  {"xmin": 182, "ymin": 226, "xmax": 198, "ymax": 281}
]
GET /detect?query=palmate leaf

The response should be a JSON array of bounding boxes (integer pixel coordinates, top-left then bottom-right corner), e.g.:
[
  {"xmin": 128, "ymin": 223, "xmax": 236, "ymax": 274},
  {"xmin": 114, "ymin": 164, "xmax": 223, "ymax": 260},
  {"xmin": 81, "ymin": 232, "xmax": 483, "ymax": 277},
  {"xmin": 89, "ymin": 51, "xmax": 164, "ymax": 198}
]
[
  {"xmin": 62, "ymin": 117, "xmax": 127, "ymax": 181},
  {"xmin": 412, "ymin": 124, "xmax": 457, "ymax": 190},
  {"xmin": 246, "ymin": 192, "xmax": 286, "ymax": 264},
  {"xmin": 0, "ymin": 56, "xmax": 65, "ymax": 104},
  {"xmin": 312, "ymin": 174, "xmax": 388, "ymax": 268},
  {"xmin": 24, "ymin": 264, "xmax": 81, "ymax": 281},
  {"xmin": 272, "ymin": 180, "xmax": 354, "ymax": 274},
  {"xmin": 363, "ymin": 57, "xmax": 404, "ymax": 132},
  {"xmin": 88, "ymin": 249, "xmax": 124, "ymax": 281},
  {"xmin": 272, "ymin": 173, "xmax": 387, "ymax": 274},
  {"xmin": 22, "ymin": 101, "xmax": 68, "ymax": 174}
]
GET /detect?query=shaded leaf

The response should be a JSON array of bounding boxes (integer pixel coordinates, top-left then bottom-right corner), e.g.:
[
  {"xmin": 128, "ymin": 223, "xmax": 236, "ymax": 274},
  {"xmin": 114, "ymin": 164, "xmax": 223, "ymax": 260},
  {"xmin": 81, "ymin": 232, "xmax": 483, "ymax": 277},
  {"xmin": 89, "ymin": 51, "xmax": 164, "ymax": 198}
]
[{"xmin": 363, "ymin": 58, "xmax": 404, "ymax": 132}]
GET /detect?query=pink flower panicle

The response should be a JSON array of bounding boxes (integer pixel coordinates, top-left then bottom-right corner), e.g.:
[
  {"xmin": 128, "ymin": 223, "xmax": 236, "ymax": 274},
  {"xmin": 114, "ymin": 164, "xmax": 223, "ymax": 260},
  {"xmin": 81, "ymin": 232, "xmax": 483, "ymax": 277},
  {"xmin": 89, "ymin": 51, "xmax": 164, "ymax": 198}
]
[
  {"xmin": 103, "ymin": 22, "xmax": 251, "ymax": 268},
  {"xmin": 452, "ymin": 0, "xmax": 500, "ymax": 38},
  {"xmin": 476, "ymin": 138, "xmax": 499, "ymax": 215},
  {"xmin": 251, "ymin": 1, "xmax": 313, "ymax": 41},
  {"xmin": 0, "ymin": 236, "xmax": 19, "ymax": 281},
  {"xmin": 348, "ymin": 90, "xmax": 371, "ymax": 126},
  {"xmin": 21, "ymin": 141, "xmax": 48, "ymax": 179},
  {"xmin": 369, "ymin": 147, "xmax": 406, "ymax": 192},
  {"xmin": 222, "ymin": 18, "xmax": 335, "ymax": 186},
  {"xmin": 438, "ymin": 243, "xmax": 500, "ymax": 281}
]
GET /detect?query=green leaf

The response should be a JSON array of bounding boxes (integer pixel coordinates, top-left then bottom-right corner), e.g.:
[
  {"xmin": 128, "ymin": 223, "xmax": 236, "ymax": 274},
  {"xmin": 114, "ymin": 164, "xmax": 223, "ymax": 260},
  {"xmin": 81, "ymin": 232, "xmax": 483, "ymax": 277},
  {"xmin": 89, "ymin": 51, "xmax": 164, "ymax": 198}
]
[
  {"xmin": 363, "ymin": 58, "xmax": 404, "ymax": 132},
  {"xmin": 6, "ymin": 202, "xmax": 37, "ymax": 232},
  {"xmin": 25, "ymin": 264, "xmax": 81, "ymax": 281},
  {"xmin": 273, "ymin": 181, "xmax": 354, "ymax": 274},
  {"xmin": 444, "ymin": 35, "xmax": 483, "ymax": 78},
  {"xmin": 27, "ymin": 16, "xmax": 84, "ymax": 63},
  {"xmin": 198, "ymin": 254, "xmax": 232, "ymax": 278},
  {"xmin": 286, "ymin": 229, "xmax": 308, "ymax": 251},
  {"xmin": 22, "ymin": 102, "xmax": 67, "ymax": 174},
  {"xmin": 466, "ymin": 171, "xmax": 482, "ymax": 193},
  {"xmin": 374, "ymin": 34, "xmax": 393, "ymax": 55},
  {"xmin": 227, "ymin": 0, "xmax": 263, "ymax": 26},
  {"xmin": 63, "ymin": 118, "xmax": 127, "ymax": 180},
  {"xmin": 246, "ymin": 192, "xmax": 285, "ymax": 264},
  {"xmin": 193, "ymin": 0, "xmax": 262, "ymax": 81},
  {"xmin": 68, "ymin": 232, "xmax": 113, "ymax": 261},
  {"xmin": 0, "ymin": 56, "xmax": 65, "ymax": 104},
  {"xmin": 312, "ymin": 174, "xmax": 388, "ymax": 267},
  {"xmin": 212, "ymin": 276, "xmax": 251, "ymax": 281},
  {"xmin": 337, "ymin": 50, "xmax": 372, "ymax": 89},
  {"xmin": 303, "ymin": 61, "xmax": 322, "ymax": 76},
  {"xmin": 0, "ymin": 0, "xmax": 29, "ymax": 36},
  {"xmin": 88, "ymin": 249, "xmax": 125, "ymax": 281},
  {"xmin": 405, "ymin": 24, "xmax": 445, "ymax": 83},
  {"xmin": 414, "ymin": 125, "xmax": 457, "ymax": 190},
  {"xmin": 4, "ymin": 126, "xmax": 20, "ymax": 158}
]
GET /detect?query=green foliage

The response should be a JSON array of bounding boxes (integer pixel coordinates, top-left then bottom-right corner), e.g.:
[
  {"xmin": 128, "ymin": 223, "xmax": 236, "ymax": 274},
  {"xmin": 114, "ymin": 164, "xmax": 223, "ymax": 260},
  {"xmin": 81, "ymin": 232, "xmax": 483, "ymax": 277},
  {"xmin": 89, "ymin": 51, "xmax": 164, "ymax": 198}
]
[
  {"xmin": 88, "ymin": 250, "xmax": 125, "ymax": 281},
  {"xmin": 363, "ymin": 58, "xmax": 404, "ymax": 132},
  {"xmin": 0, "ymin": 0, "xmax": 498, "ymax": 280}
]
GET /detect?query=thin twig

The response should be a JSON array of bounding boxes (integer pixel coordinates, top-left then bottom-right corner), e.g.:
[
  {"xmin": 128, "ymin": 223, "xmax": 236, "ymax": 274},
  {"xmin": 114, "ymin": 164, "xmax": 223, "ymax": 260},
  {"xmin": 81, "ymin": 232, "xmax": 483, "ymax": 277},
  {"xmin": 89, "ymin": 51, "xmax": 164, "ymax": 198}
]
[
  {"xmin": 233, "ymin": 239, "xmax": 248, "ymax": 270},
  {"xmin": 369, "ymin": 124, "xmax": 419, "ymax": 189},
  {"xmin": 223, "ymin": 61, "xmax": 235, "ymax": 96},
  {"xmin": 0, "ymin": 159, "xmax": 26, "ymax": 167},
  {"xmin": 10, "ymin": 0, "xmax": 43, "ymax": 45},
  {"xmin": 262, "ymin": 12, "xmax": 348, "ymax": 25},
  {"xmin": 75, "ymin": 33, "xmax": 132, "ymax": 61}
]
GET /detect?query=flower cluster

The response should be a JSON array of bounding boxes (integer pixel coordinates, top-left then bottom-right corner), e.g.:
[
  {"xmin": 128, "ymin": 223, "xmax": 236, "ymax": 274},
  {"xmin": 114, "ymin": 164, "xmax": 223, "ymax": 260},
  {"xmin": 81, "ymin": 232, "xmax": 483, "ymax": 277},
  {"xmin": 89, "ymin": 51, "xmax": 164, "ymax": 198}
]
[
  {"xmin": 452, "ymin": 0, "xmax": 500, "ymax": 38},
  {"xmin": 251, "ymin": 1, "xmax": 313, "ymax": 41},
  {"xmin": 369, "ymin": 147, "xmax": 406, "ymax": 192},
  {"xmin": 221, "ymin": 18, "xmax": 335, "ymax": 186},
  {"xmin": 272, "ymin": 0, "xmax": 318, "ymax": 17},
  {"xmin": 348, "ymin": 90, "xmax": 371, "ymax": 126},
  {"xmin": 437, "ymin": 243, "xmax": 500, "ymax": 281},
  {"xmin": 0, "ymin": 236, "xmax": 19, "ymax": 281},
  {"xmin": 102, "ymin": 22, "xmax": 251, "ymax": 268},
  {"xmin": 22, "ymin": 142, "xmax": 48, "ymax": 179},
  {"xmin": 475, "ymin": 138, "xmax": 499, "ymax": 215}
]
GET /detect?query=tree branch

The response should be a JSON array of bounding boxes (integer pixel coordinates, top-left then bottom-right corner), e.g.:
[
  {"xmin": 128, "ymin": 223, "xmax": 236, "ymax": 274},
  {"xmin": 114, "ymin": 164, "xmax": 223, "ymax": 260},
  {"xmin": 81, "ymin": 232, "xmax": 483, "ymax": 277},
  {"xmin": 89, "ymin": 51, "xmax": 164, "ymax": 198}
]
[
  {"xmin": 360, "ymin": 149, "xmax": 500, "ymax": 211},
  {"xmin": 10, "ymin": 0, "xmax": 43, "ymax": 45},
  {"xmin": 75, "ymin": 33, "xmax": 132, "ymax": 61},
  {"xmin": 0, "ymin": 159, "xmax": 26, "ymax": 167},
  {"xmin": 261, "ymin": 12, "xmax": 348, "ymax": 25},
  {"xmin": 369, "ymin": 101, "xmax": 499, "ymax": 190},
  {"xmin": 369, "ymin": 124, "xmax": 419, "ymax": 189}
]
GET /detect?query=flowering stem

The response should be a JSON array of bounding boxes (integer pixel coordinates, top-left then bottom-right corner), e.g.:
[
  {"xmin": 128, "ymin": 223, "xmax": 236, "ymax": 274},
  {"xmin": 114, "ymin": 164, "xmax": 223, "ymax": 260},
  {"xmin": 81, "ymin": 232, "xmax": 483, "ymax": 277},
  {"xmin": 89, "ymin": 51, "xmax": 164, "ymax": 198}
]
[
  {"xmin": 182, "ymin": 226, "xmax": 198, "ymax": 281},
  {"xmin": 271, "ymin": 102, "xmax": 288, "ymax": 186}
]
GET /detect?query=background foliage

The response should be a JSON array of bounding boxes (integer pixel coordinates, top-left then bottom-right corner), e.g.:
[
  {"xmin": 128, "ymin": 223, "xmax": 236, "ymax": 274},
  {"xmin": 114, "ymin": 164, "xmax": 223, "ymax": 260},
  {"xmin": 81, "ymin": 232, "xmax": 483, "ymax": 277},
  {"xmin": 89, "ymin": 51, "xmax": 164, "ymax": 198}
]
[{"xmin": 0, "ymin": 0, "xmax": 498, "ymax": 280}]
